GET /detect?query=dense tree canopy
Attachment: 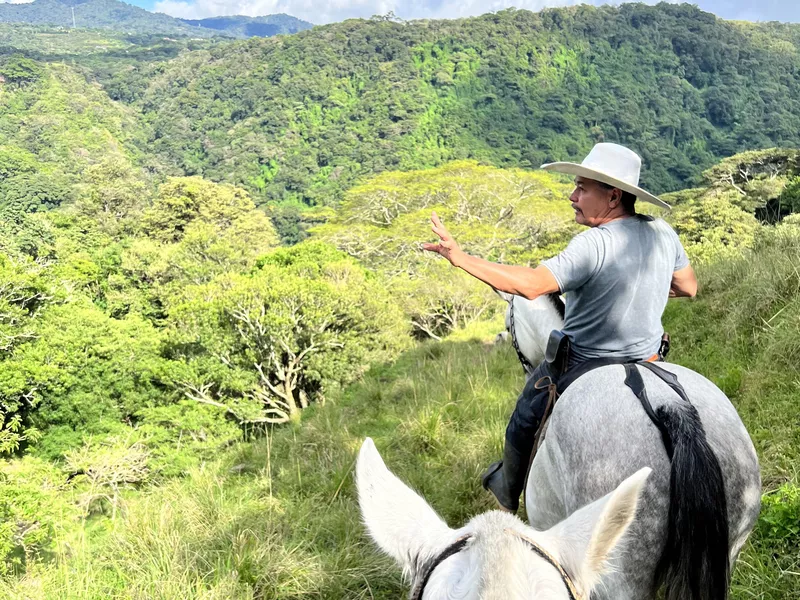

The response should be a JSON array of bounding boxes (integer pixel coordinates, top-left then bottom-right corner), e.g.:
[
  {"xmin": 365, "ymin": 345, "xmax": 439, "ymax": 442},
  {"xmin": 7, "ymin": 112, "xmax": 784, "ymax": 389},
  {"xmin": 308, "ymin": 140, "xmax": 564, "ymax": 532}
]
[
  {"xmin": 314, "ymin": 161, "xmax": 577, "ymax": 337},
  {"xmin": 167, "ymin": 242, "xmax": 409, "ymax": 424},
  {"xmin": 115, "ymin": 4, "xmax": 800, "ymax": 207}
]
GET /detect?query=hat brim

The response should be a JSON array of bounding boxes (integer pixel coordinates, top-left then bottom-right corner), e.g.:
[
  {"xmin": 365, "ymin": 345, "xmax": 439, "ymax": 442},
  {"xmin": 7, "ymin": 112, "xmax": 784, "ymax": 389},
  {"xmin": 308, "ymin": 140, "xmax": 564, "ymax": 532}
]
[{"xmin": 540, "ymin": 162, "xmax": 671, "ymax": 210}]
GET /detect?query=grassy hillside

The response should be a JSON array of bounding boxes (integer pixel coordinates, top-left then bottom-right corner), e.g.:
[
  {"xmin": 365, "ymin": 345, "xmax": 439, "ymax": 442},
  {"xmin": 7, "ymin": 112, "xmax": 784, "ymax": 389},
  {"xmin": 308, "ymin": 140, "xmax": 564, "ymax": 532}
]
[
  {"xmin": 0, "ymin": 224, "xmax": 796, "ymax": 598},
  {"xmin": 0, "ymin": 5, "xmax": 797, "ymax": 596},
  {"xmin": 128, "ymin": 4, "xmax": 800, "ymax": 205}
]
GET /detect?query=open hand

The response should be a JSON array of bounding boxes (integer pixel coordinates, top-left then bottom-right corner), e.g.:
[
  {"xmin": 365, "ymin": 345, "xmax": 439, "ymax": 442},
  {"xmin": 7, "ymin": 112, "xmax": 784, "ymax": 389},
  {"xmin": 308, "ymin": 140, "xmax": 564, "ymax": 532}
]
[{"xmin": 421, "ymin": 211, "xmax": 464, "ymax": 267}]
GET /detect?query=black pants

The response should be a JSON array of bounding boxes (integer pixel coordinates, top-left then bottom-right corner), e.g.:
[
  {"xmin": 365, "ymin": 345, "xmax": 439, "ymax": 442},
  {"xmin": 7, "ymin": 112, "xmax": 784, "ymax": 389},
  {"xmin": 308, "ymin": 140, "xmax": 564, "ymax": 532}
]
[
  {"xmin": 506, "ymin": 354, "xmax": 664, "ymax": 458},
  {"xmin": 494, "ymin": 355, "xmax": 652, "ymax": 510},
  {"xmin": 505, "ymin": 360, "xmax": 556, "ymax": 460}
]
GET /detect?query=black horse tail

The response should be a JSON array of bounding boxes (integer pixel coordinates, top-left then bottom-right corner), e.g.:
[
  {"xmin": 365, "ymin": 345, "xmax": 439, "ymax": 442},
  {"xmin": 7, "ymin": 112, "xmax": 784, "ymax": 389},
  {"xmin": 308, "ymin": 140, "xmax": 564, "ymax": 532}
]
[{"xmin": 656, "ymin": 402, "xmax": 730, "ymax": 600}]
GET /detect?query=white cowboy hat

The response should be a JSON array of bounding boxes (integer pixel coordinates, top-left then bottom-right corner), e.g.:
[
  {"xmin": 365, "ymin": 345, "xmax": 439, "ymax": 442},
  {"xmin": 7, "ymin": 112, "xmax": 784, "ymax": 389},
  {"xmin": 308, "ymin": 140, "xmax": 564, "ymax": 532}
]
[{"xmin": 540, "ymin": 143, "xmax": 670, "ymax": 210}]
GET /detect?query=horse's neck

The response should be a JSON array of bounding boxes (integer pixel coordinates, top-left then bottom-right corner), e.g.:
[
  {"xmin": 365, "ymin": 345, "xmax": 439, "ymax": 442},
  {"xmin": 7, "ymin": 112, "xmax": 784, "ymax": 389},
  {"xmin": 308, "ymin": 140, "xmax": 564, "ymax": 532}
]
[{"xmin": 508, "ymin": 295, "xmax": 565, "ymax": 367}]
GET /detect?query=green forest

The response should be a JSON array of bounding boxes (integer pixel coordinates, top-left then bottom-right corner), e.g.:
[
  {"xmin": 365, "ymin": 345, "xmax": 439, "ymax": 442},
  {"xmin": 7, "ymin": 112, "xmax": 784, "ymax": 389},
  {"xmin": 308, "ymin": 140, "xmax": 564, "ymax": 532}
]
[{"xmin": 0, "ymin": 2, "xmax": 797, "ymax": 598}]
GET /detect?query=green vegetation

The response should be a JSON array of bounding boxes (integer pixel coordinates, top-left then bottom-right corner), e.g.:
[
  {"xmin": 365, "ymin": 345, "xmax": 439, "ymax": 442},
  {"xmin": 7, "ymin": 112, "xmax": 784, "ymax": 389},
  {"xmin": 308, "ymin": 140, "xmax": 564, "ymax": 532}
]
[
  {"xmin": 0, "ymin": 149, "xmax": 793, "ymax": 597},
  {"xmin": 168, "ymin": 241, "xmax": 409, "ymax": 425},
  {"xmin": 0, "ymin": 3, "xmax": 796, "ymax": 597},
  {"xmin": 314, "ymin": 161, "xmax": 578, "ymax": 338},
  {"xmin": 0, "ymin": 222, "xmax": 797, "ymax": 598},
  {"xmin": 7, "ymin": 4, "xmax": 800, "ymax": 212},
  {"xmin": 0, "ymin": 55, "xmax": 146, "ymax": 202},
  {"xmin": 0, "ymin": 0, "xmax": 216, "ymax": 37},
  {"xmin": 122, "ymin": 4, "xmax": 800, "ymax": 208},
  {"xmin": 0, "ymin": 24, "xmax": 132, "ymax": 55}
]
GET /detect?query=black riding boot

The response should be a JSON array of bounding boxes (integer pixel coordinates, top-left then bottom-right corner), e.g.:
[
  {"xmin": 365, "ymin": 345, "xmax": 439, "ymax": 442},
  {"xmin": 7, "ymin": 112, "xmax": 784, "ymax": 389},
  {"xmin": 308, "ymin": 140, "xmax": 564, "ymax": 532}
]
[
  {"xmin": 481, "ymin": 440, "xmax": 528, "ymax": 513},
  {"xmin": 481, "ymin": 362, "xmax": 552, "ymax": 513}
]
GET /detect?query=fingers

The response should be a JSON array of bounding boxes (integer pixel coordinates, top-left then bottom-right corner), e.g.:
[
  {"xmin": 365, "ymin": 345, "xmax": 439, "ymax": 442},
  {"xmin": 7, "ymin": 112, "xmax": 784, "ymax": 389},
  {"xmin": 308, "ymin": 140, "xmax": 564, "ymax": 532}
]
[
  {"xmin": 424, "ymin": 212, "xmax": 457, "ymax": 260},
  {"xmin": 431, "ymin": 211, "xmax": 449, "ymax": 241}
]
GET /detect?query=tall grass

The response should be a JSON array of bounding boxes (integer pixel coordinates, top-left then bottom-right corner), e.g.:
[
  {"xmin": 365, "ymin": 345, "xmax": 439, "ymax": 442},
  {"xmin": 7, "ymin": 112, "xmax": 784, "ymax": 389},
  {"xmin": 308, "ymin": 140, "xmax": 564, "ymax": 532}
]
[
  {"xmin": 0, "ymin": 228, "xmax": 798, "ymax": 598},
  {"xmin": 665, "ymin": 225, "xmax": 800, "ymax": 599},
  {"xmin": 0, "ymin": 322, "xmax": 525, "ymax": 598}
]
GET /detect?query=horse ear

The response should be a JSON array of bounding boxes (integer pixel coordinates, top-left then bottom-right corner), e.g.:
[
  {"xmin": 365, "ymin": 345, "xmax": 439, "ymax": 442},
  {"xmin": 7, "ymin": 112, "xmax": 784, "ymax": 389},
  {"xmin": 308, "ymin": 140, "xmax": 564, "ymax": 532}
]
[
  {"xmin": 544, "ymin": 467, "xmax": 651, "ymax": 595},
  {"xmin": 356, "ymin": 438, "xmax": 453, "ymax": 571}
]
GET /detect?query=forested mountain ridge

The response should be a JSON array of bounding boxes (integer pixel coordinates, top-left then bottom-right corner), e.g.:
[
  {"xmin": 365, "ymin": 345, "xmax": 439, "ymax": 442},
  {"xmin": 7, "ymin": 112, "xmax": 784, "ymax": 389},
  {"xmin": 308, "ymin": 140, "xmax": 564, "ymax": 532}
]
[
  {"xmin": 126, "ymin": 3, "xmax": 800, "ymax": 207},
  {"xmin": 0, "ymin": 54, "xmax": 148, "ymax": 253},
  {"xmin": 0, "ymin": 0, "xmax": 311, "ymax": 38},
  {"xmin": 177, "ymin": 14, "xmax": 312, "ymax": 38},
  {"xmin": 0, "ymin": 0, "xmax": 214, "ymax": 37}
]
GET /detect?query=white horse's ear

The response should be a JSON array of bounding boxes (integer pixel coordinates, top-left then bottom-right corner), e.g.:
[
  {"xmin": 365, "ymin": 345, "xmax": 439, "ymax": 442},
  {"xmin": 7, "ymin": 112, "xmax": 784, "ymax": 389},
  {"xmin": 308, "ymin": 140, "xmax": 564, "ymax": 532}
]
[
  {"xmin": 356, "ymin": 438, "xmax": 453, "ymax": 571},
  {"xmin": 545, "ymin": 467, "xmax": 651, "ymax": 595}
]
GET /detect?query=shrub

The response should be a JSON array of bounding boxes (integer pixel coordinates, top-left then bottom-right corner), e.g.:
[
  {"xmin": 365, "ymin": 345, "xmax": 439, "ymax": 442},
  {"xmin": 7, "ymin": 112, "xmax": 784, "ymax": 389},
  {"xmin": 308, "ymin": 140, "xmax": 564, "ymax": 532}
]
[
  {"xmin": 166, "ymin": 242, "xmax": 409, "ymax": 424},
  {"xmin": 0, "ymin": 456, "xmax": 73, "ymax": 576},
  {"xmin": 755, "ymin": 484, "xmax": 800, "ymax": 554}
]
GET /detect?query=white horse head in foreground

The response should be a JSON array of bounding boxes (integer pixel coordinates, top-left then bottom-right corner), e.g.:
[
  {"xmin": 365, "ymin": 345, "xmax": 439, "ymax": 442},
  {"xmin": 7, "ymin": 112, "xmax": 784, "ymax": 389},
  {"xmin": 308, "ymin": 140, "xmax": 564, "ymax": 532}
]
[{"xmin": 357, "ymin": 437, "xmax": 650, "ymax": 600}]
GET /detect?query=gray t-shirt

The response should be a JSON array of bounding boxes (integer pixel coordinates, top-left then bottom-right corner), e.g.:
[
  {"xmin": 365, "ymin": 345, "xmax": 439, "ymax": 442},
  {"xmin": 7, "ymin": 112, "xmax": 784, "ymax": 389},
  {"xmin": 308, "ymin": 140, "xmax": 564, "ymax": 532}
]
[{"xmin": 541, "ymin": 215, "xmax": 689, "ymax": 362}]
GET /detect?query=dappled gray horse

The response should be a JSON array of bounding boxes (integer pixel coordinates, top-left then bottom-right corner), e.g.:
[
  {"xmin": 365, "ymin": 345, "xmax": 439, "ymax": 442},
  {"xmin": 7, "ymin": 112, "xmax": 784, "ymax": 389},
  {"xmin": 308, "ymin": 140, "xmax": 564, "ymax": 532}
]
[{"xmin": 358, "ymin": 293, "xmax": 761, "ymax": 600}]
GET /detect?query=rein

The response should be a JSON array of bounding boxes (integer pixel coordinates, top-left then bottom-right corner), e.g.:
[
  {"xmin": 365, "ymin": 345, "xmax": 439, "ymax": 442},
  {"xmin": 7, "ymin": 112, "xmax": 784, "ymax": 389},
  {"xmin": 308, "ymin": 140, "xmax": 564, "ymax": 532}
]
[
  {"xmin": 410, "ymin": 534, "xmax": 472, "ymax": 600},
  {"xmin": 506, "ymin": 529, "xmax": 581, "ymax": 600},
  {"xmin": 410, "ymin": 529, "xmax": 582, "ymax": 600}
]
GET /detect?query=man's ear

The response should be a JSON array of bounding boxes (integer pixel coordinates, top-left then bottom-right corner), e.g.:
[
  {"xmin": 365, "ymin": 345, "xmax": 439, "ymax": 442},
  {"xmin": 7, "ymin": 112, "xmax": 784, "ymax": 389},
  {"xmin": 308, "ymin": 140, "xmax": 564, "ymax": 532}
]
[
  {"xmin": 542, "ymin": 467, "xmax": 651, "ymax": 596},
  {"xmin": 608, "ymin": 187, "xmax": 623, "ymax": 208},
  {"xmin": 356, "ymin": 438, "xmax": 454, "ymax": 572}
]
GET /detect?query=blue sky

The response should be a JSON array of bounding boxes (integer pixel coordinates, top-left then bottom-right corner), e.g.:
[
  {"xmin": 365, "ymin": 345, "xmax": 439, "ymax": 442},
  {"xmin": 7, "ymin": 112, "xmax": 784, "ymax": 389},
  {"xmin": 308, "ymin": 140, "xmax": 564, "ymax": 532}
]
[{"xmin": 3, "ymin": 0, "xmax": 799, "ymax": 26}]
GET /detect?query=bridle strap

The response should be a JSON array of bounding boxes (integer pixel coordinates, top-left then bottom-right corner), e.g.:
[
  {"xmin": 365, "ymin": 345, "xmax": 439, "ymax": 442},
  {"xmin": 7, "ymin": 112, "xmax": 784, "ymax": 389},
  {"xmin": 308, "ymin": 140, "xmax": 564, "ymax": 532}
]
[
  {"xmin": 409, "ymin": 530, "xmax": 583, "ymax": 600},
  {"xmin": 505, "ymin": 529, "xmax": 582, "ymax": 600},
  {"xmin": 410, "ymin": 534, "xmax": 472, "ymax": 600},
  {"xmin": 509, "ymin": 296, "xmax": 536, "ymax": 376}
]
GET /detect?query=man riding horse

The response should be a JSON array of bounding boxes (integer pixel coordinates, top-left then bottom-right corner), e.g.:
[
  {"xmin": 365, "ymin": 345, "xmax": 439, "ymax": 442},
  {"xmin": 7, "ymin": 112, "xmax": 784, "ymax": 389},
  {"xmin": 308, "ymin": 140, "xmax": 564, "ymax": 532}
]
[{"xmin": 422, "ymin": 142, "xmax": 698, "ymax": 513}]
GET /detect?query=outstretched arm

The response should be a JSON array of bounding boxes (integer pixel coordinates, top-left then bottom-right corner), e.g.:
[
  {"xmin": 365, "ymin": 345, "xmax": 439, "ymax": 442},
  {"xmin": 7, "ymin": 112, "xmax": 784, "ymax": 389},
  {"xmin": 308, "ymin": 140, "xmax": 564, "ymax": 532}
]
[{"xmin": 421, "ymin": 212, "xmax": 559, "ymax": 300}]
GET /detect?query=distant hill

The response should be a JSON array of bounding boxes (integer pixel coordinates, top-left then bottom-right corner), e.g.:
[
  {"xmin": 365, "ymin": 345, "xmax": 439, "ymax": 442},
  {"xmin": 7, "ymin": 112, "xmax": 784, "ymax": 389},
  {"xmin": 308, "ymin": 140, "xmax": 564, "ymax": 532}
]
[
  {"xmin": 0, "ymin": 0, "xmax": 311, "ymax": 38},
  {"xmin": 178, "ymin": 14, "xmax": 312, "ymax": 38},
  {"xmin": 131, "ymin": 3, "xmax": 800, "ymax": 206}
]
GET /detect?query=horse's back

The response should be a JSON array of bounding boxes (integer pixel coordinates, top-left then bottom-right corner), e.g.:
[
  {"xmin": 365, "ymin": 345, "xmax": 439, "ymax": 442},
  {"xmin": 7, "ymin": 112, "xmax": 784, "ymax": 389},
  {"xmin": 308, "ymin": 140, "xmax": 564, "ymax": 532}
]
[{"xmin": 526, "ymin": 362, "xmax": 761, "ymax": 594}]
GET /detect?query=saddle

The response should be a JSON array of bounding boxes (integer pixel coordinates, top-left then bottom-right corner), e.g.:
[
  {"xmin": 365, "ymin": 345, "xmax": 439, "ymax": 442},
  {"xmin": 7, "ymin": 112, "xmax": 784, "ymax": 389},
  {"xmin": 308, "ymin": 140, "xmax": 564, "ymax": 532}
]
[{"xmin": 528, "ymin": 331, "xmax": 677, "ymax": 471}]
